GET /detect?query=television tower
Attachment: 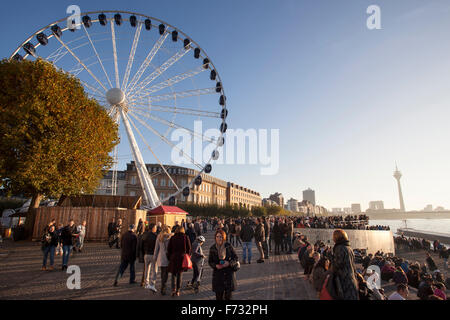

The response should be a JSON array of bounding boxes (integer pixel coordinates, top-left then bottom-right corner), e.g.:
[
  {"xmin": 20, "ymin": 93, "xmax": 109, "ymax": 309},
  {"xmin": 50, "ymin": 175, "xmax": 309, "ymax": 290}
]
[{"xmin": 393, "ymin": 165, "xmax": 406, "ymax": 212}]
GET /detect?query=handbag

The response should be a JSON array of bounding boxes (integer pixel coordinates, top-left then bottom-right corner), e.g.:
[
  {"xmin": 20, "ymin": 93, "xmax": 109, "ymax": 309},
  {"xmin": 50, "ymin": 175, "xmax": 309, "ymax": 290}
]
[
  {"xmin": 319, "ymin": 275, "xmax": 334, "ymax": 300},
  {"xmin": 182, "ymin": 235, "xmax": 193, "ymax": 270}
]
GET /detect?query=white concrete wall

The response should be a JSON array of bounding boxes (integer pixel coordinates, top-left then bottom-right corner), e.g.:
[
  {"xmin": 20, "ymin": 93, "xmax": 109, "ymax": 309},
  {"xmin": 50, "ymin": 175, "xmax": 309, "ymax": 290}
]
[{"xmin": 293, "ymin": 228, "xmax": 395, "ymax": 255}]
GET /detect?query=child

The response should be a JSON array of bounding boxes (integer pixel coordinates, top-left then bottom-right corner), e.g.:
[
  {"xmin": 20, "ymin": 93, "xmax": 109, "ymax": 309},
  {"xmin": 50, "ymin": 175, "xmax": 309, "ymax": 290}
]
[{"xmin": 188, "ymin": 236, "xmax": 206, "ymax": 293}]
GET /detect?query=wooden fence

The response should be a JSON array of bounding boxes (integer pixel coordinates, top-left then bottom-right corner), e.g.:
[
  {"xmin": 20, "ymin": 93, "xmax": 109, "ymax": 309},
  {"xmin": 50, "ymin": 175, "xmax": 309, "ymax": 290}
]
[{"xmin": 32, "ymin": 207, "xmax": 146, "ymax": 241}]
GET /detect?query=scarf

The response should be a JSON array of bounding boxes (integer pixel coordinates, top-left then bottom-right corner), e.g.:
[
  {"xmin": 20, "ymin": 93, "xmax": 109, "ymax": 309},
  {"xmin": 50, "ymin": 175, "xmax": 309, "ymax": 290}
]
[{"xmin": 216, "ymin": 242, "xmax": 226, "ymax": 260}]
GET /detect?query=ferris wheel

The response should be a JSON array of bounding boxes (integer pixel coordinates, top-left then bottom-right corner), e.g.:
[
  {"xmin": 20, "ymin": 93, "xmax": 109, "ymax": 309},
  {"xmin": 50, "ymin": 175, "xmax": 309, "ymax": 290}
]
[{"xmin": 10, "ymin": 10, "xmax": 228, "ymax": 209}]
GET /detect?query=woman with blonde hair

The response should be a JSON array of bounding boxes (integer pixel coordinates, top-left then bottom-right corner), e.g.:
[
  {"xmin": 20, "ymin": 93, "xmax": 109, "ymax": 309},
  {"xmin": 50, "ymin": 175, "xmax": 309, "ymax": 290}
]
[
  {"xmin": 153, "ymin": 225, "xmax": 172, "ymax": 295},
  {"xmin": 328, "ymin": 229, "xmax": 359, "ymax": 300}
]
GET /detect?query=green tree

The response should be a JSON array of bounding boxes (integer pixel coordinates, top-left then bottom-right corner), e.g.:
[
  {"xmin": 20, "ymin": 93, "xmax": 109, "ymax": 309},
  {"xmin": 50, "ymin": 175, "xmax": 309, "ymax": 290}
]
[{"xmin": 0, "ymin": 59, "xmax": 119, "ymax": 236}]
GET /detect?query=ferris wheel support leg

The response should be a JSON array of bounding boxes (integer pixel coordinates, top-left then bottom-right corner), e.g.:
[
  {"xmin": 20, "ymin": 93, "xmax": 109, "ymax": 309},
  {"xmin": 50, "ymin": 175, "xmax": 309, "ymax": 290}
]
[{"xmin": 120, "ymin": 108, "xmax": 160, "ymax": 208}]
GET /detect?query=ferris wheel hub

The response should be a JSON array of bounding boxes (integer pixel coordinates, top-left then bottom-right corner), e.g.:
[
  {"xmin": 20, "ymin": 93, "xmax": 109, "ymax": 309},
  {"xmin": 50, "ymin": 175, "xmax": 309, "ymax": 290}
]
[{"xmin": 106, "ymin": 88, "xmax": 126, "ymax": 106}]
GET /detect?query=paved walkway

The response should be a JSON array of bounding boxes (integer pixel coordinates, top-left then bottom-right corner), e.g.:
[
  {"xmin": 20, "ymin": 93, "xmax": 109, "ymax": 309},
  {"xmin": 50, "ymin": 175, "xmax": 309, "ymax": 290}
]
[{"xmin": 0, "ymin": 230, "xmax": 316, "ymax": 300}]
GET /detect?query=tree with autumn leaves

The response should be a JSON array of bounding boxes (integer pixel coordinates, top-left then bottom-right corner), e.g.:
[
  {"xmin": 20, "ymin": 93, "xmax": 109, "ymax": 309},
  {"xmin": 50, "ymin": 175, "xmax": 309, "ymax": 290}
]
[{"xmin": 0, "ymin": 59, "xmax": 119, "ymax": 236}]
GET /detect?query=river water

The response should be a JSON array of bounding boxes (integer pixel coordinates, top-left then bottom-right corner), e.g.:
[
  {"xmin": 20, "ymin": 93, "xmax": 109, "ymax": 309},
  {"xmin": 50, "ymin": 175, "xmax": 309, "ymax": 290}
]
[{"xmin": 369, "ymin": 219, "xmax": 450, "ymax": 235}]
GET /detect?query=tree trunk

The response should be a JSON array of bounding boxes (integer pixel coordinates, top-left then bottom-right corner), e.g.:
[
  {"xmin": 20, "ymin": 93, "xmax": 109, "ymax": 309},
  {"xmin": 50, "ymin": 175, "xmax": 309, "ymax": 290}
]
[{"xmin": 24, "ymin": 193, "xmax": 42, "ymax": 240}]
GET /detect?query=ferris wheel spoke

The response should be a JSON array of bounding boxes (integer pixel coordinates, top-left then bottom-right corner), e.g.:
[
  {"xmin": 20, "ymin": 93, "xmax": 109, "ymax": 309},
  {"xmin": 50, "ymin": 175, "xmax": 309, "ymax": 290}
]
[
  {"xmin": 130, "ymin": 65, "xmax": 207, "ymax": 100},
  {"xmin": 83, "ymin": 24, "xmax": 113, "ymax": 89},
  {"xmin": 129, "ymin": 107, "xmax": 217, "ymax": 144},
  {"xmin": 128, "ymin": 111, "xmax": 204, "ymax": 170},
  {"xmin": 127, "ymin": 46, "xmax": 192, "ymax": 99},
  {"xmin": 125, "ymin": 31, "xmax": 170, "ymax": 94},
  {"xmin": 121, "ymin": 22, "xmax": 143, "ymax": 91},
  {"xmin": 53, "ymin": 35, "xmax": 108, "ymax": 92},
  {"xmin": 130, "ymin": 87, "xmax": 217, "ymax": 104},
  {"xmin": 110, "ymin": 21, "xmax": 120, "ymax": 88},
  {"xmin": 129, "ymin": 103, "xmax": 221, "ymax": 118},
  {"xmin": 126, "ymin": 114, "xmax": 181, "ymax": 192}
]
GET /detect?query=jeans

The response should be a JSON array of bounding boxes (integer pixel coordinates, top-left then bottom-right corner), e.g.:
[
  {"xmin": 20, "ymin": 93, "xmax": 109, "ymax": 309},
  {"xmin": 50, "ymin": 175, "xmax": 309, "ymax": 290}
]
[
  {"xmin": 76, "ymin": 236, "xmax": 85, "ymax": 250},
  {"xmin": 43, "ymin": 245, "xmax": 56, "ymax": 267},
  {"xmin": 62, "ymin": 245, "xmax": 72, "ymax": 266},
  {"xmin": 143, "ymin": 254, "xmax": 157, "ymax": 286},
  {"xmin": 191, "ymin": 259, "xmax": 204, "ymax": 285},
  {"xmin": 256, "ymin": 241, "xmax": 264, "ymax": 260},
  {"xmin": 281, "ymin": 235, "xmax": 287, "ymax": 252},
  {"xmin": 115, "ymin": 260, "xmax": 136, "ymax": 283},
  {"xmin": 160, "ymin": 266, "xmax": 169, "ymax": 290},
  {"xmin": 242, "ymin": 242, "xmax": 252, "ymax": 263},
  {"xmin": 262, "ymin": 237, "xmax": 269, "ymax": 257},
  {"xmin": 171, "ymin": 272, "xmax": 183, "ymax": 291},
  {"xmin": 286, "ymin": 235, "xmax": 293, "ymax": 253}
]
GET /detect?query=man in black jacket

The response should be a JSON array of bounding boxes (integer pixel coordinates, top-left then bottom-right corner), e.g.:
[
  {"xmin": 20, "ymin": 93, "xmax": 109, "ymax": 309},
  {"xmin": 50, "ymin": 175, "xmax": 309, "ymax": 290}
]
[
  {"xmin": 262, "ymin": 217, "xmax": 270, "ymax": 259},
  {"xmin": 255, "ymin": 218, "xmax": 265, "ymax": 263},
  {"xmin": 60, "ymin": 219, "xmax": 78, "ymax": 270},
  {"xmin": 114, "ymin": 224, "xmax": 137, "ymax": 286},
  {"xmin": 141, "ymin": 224, "xmax": 158, "ymax": 292},
  {"xmin": 240, "ymin": 219, "xmax": 254, "ymax": 264},
  {"xmin": 109, "ymin": 219, "xmax": 122, "ymax": 249}
]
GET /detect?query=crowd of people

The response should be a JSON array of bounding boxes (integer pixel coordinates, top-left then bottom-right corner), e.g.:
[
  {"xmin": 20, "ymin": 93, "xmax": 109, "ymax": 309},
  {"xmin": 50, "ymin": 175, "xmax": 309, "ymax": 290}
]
[
  {"xmin": 40, "ymin": 219, "xmax": 86, "ymax": 271},
  {"xmin": 38, "ymin": 214, "xmax": 448, "ymax": 300}
]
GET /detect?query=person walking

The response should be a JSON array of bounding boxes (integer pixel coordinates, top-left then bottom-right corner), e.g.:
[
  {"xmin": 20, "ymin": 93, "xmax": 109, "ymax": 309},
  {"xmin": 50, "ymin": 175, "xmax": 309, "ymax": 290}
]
[
  {"xmin": 328, "ymin": 229, "xmax": 359, "ymax": 300},
  {"xmin": 41, "ymin": 225, "xmax": 58, "ymax": 271},
  {"xmin": 234, "ymin": 222, "xmax": 242, "ymax": 248},
  {"xmin": 186, "ymin": 223, "xmax": 196, "ymax": 245},
  {"xmin": 208, "ymin": 229, "xmax": 239, "ymax": 300},
  {"xmin": 188, "ymin": 235, "xmax": 206, "ymax": 293},
  {"xmin": 109, "ymin": 218, "xmax": 122, "ymax": 249},
  {"xmin": 136, "ymin": 218, "xmax": 144, "ymax": 236},
  {"xmin": 286, "ymin": 219, "xmax": 294, "ymax": 254},
  {"xmin": 239, "ymin": 219, "xmax": 254, "ymax": 264},
  {"xmin": 167, "ymin": 226, "xmax": 191, "ymax": 297},
  {"xmin": 153, "ymin": 225, "xmax": 172, "ymax": 295},
  {"xmin": 55, "ymin": 223, "xmax": 64, "ymax": 256},
  {"xmin": 272, "ymin": 220, "xmax": 283, "ymax": 255},
  {"xmin": 75, "ymin": 220, "xmax": 86, "ymax": 253},
  {"xmin": 114, "ymin": 224, "xmax": 138, "ymax": 286},
  {"xmin": 107, "ymin": 218, "xmax": 116, "ymax": 247},
  {"xmin": 254, "ymin": 218, "xmax": 265, "ymax": 263},
  {"xmin": 141, "ymin": 223, "xmax": 158, "ymax": 292},
  {"xmin": 60, "ymin": 219, "xmax": 78, "ymax": 271},
  {"xmin": 262, "ymin": 217, "xmax": 270, "ymax": 259}
]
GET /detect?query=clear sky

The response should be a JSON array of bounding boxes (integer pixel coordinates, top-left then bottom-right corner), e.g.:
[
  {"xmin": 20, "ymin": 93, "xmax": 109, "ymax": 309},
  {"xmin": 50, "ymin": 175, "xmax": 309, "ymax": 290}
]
[{"xmin": 2, "ymin": 0, "xmax": 450, "ymax": 211}]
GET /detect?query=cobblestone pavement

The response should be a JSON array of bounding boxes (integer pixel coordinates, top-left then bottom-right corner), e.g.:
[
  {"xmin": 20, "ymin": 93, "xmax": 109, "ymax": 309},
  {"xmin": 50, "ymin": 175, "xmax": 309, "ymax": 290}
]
[
  {"xmin": 1, "ymin": 232, "xmax": 446, "ymax": 300},
  {"xmin": 0, "ymin": 230, "xmax": 316, "ymax": 300}
]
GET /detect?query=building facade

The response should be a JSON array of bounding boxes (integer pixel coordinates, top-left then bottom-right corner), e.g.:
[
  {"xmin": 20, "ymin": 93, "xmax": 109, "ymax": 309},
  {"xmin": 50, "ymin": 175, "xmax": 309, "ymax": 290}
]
[
  {"xmin": 303, "ymin": 188, "xmax": 316, "ymax": 206},
  {"xmin": 226, "ymin": 182, "xmax": 262, "ymax": 210},
  {"xmin": 269, "ymin": 192, "xmax": 284, "ymax": 207},
  {"xmin": 351, "ymin": 203, "xmax": 362, "ymax": 214},
  {"xmin": 287, "ymin": 198, "xmax": 299, "ymax": 212},
  {"xmin": 95, "ymin": 170, "xmax": 127, "ymax": 196},
  {"xmin": 98, "ymin": 162, "xmax": 259, "ymax": 208}
]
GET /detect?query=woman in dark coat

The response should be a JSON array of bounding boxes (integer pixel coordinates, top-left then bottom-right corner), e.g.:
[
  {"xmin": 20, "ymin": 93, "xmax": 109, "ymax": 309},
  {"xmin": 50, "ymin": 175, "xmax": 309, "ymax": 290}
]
[
  {"xmin": 330, "ymin": 229, "xmax": 359, "ymax": 300},
  {"xmin": 167, "ymin": 226, "xmax": 191, "ymax": 296},
  {"xmin": 208, "ymin": 229, "xmax": 239, "ymax": 300},
  {"xmin": 272, "ymin": 221, "xmax": 283, "ymax": 255}
]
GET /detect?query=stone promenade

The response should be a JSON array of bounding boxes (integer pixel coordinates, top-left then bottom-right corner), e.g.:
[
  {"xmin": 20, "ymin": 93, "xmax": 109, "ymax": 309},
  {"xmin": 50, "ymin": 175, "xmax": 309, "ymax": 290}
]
[{"xmin": 0, "ymin": 230, "xmax": 316, "ymax": 300}]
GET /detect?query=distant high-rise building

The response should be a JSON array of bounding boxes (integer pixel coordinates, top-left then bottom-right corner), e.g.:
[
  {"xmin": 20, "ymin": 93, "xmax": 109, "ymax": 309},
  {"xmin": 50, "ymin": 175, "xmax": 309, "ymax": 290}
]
[
  {"xmin": 332, "ymin": 208, "xmax": 342, "ymax": 214},
  {"xmin": 393, "ymin": 165, "xmax": 406, "ymax": 212},
  {"xmin": 287, "ymin": 198, "xmax": 299, "ymax": 212},
  {"xmin": 269, "ymin": 192, "xmax": 284, "ymax": 207},
  {"xmin": 351, "ymin": 203, "xmax": 362, "ymax": 214},
  {"xmin": 424, "ymin": 204, "xmax": 433, "ymax": 212},
  {"xmin": 369, "ymin": 201, "xmax": 384, "ymax": 211},
  {"xmin": 303, "ymin": 188, "xmax": 316, "ymax": 206},
  {"xmin": 343, "ymin": 208, "xmax": 352, "ymax": 214}
]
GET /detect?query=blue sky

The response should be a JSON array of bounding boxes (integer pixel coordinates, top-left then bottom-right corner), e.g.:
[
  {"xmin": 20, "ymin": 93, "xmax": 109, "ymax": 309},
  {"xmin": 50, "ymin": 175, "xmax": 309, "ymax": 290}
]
[{"xmin": 2, "ymin": 0, "xmax": 450, "ymax": 211}]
